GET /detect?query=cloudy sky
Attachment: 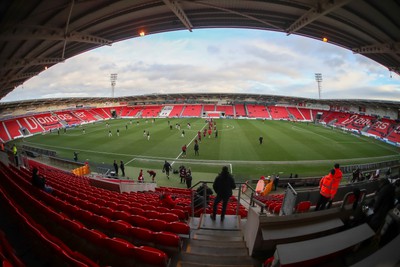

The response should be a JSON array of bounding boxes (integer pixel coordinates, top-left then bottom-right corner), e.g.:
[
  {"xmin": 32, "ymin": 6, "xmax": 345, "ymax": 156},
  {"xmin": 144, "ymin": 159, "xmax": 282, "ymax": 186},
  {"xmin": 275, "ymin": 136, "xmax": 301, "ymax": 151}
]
[{"xmin": 2, "ymin": 28, "xmax": 399, "ymax": 102}]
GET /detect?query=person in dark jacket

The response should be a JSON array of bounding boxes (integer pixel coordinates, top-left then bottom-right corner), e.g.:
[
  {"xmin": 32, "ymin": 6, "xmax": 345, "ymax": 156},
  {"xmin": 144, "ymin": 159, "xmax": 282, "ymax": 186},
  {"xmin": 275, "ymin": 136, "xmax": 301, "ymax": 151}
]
[
  {"xmin": 367, "ymin": 179, "xmax": 395, "ymax": 232},
  {"xmin": 32, "ymin": 167, "xmax": 52, "ymax": 193},
  {"xmin": 211, "ymin": 166, "xmax": 236, "ymax": 221}
]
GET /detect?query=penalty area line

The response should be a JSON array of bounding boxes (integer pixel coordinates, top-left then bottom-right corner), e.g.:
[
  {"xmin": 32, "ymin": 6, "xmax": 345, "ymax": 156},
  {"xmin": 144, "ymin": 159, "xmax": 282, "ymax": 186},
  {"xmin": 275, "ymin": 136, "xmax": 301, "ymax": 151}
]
[{"xmin": 125, "ymin": 158, "xmax": 136, "ymax": 166}]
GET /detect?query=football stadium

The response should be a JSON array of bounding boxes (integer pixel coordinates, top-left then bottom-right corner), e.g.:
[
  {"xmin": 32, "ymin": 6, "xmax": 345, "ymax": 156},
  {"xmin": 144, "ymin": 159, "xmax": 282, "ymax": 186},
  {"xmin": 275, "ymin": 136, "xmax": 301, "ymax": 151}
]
[{"xmin": 0, "ymin": 1, "xmax": 400, "ymax": 267}]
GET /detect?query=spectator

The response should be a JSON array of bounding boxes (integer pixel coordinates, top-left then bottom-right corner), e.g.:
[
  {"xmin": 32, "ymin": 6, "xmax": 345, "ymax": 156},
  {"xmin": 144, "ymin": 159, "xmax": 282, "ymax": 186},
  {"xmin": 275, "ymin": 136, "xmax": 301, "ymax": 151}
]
[
  {"xmin": 159, "ymin": 193, "xmax": 176, "ymax": 209},
  {"xmin": 315, "ymin": 169, "xmax": 335, "ymax": 211},
  {"xmin": 31, "ymin": 167, "xmax": 53, "ymax": 193},
  {"xmin": 113, "ymin": 160, "xmax": 118, "ymax": 176},
  {"xmin": 273, "ymin": 174, "xmax": 280, "ymax": 191},
  {"xmin": 196, "ymin": 183, "xmax": 213, "ymax": 203},
  {"xmin": 326, "ymin": 163, "xmax": 343, "ymax": 209},
  {"xmin": 179, "ymin": 165, "xmax": 187, "ymax": 184},
  {"xmin": 260, "ymin": 176, "xmax": 274, "ymax": 196},
  {"xmin": 12, "ymin": 144, "xmax": 18, "ymax": 166},
  {"xmin": 366, "ymin": 179, "xmax": 395, "ymax": 232},
  {"xmin": 211, "ymin": 166, "xmax": 236, "ymax": 222},
  {"xmin": 120, "ymin": 161, "xmax": 125, "ymax": 176},
  {"xmin": 352, "ymin": 167, "xmax": 361, "ymax": 183},
  {"xmin": 185, "ymin": 168, "xmax": 193, "ymax": 189}
]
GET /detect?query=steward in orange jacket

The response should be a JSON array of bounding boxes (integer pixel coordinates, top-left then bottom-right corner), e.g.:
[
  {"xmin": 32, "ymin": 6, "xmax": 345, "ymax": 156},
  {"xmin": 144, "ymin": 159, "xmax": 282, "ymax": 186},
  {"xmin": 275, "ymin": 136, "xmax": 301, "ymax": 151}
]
[{"xmin": 315, "ymin": 169, "xmax": 335, "ymax": 211}]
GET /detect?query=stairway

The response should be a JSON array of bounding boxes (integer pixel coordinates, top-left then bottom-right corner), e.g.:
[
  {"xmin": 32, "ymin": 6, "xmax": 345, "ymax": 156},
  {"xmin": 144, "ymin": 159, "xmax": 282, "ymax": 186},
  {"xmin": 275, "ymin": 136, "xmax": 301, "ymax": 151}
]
[{"xmin": 178, "ymin": 214, "xmax": 261, "ymax": 267}]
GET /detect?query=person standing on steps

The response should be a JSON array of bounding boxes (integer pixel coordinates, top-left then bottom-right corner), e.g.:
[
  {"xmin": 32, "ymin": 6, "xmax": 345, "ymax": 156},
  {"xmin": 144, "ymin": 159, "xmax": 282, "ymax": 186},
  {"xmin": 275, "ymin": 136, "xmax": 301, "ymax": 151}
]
[{"xmin": 211, "ymin": 166, "xmax": 236, "ymax": 222}]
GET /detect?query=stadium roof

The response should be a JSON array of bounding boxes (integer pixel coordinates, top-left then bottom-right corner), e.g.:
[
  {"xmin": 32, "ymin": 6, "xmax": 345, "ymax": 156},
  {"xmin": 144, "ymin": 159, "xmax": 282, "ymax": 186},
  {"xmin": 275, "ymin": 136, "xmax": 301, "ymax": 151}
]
[{"xmin": 0, "ymin": 0, "xmax": 399, "ymax": 101}]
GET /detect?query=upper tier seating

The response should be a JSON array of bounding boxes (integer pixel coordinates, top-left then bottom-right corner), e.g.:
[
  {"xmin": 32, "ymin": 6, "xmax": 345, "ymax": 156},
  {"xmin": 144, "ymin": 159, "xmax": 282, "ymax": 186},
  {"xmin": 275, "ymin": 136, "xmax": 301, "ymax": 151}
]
[
  {"xmin": 269, "ymin": 106, "xmax": 290, "ymax": 120},
  {"xmin": 247, "ymin": 105, "xmax": 269, "ymax": 118},
  {"xmin": 168, "ymin": 105, "xmax": 185, "ymax": 117},
  {"xmin": 298, "ymin": 108, "xmax": 312, "ymax": 120},
  {"xmin": 141, "ymin": 105, "xmax": 163, "ymax": 118},
  {"xmin": 216, "ymin": 105, "xmax": 235, "ymax": 116},
  {"xmin": 181, "ymin": 105, "xmax": 202, "ymax": 117},
  {"xmin": 234, "ymin": 104, "xmax": 246, "ymax": 117},
  {"xmin": 287, "ymin": 107, "xmax": 305, "ymax": 120},
  {"xmin": 3, "ymin": 119, "xmax": 22, "ymax": 139},
  {"xmin": 72, "ymin": 109, "xmax": 99, "ymax": 122}
]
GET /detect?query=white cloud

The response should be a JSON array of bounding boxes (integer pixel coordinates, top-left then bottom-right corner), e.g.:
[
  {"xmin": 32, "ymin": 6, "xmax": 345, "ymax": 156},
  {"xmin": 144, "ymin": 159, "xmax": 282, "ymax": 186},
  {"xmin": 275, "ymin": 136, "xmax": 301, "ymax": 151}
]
[{"xmin": 2, "ymin": 29, "xmax": 399, "ymax": 102}]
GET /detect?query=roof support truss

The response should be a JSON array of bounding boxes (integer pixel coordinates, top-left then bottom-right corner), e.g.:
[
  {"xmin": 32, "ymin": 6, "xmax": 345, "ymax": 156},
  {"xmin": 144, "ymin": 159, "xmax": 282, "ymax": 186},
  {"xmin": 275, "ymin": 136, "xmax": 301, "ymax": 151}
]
[
  {"xmin": 0, "ymin": 72, "xmax": 39, "ymax": 85},
  {"xmin": 0, "ymin": 25, "xmax": 113, "ymax": 46},
  {"xmin": 352, "ymin": 42, "xmax": 400, "ymax": 54},
  {"xmin": 286, "ymin": 0, "xmax": 354, "ymax": 35},
  {"xmin": 0, "ymin": 58, "xmax": 65, "ymax": 72},
  {"xmin": 162, "ymin": 0, "xmax": 193, "ymax": 32}
]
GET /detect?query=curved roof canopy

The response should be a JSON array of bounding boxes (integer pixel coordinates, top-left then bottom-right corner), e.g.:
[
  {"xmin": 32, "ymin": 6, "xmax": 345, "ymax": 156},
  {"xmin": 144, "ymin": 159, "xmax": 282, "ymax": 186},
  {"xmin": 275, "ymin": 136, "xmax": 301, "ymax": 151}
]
[{"xmin": 0, "ymin": 0, "xmax": 399, "ymax": 100}]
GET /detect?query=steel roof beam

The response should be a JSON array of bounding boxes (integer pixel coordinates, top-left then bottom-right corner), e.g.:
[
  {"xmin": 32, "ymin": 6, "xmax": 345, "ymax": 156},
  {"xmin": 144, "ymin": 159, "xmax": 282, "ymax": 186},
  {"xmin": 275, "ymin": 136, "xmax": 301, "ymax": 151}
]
[
  {"xmin": 0, "ymin": 72, "xmax": 39, "ymax": 85},
  {"xmin": 163, "ymin": 0, "xmax": 193, "ymax": 32},
  {"xmin": 0, "ymin": 58, "xmax": 65, "ymax": 72},
  {"xmin": 0, "ymin": 25, "xmax": 113, "ymax": 46},
  {"xmin": 352, "ymin": 42, "xmax": 400, "ymax": 54},
  {"xmin": 286, "ymin": 0, "xmax": 354, "ymax": 35}
]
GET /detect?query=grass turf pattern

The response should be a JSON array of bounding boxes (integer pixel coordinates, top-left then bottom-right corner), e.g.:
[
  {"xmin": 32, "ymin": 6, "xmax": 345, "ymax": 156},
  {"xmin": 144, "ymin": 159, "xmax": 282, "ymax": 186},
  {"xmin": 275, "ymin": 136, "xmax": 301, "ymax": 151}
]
[{"xmin": 21, "ymin": 118, "xmax": 399, "ymax": 185}]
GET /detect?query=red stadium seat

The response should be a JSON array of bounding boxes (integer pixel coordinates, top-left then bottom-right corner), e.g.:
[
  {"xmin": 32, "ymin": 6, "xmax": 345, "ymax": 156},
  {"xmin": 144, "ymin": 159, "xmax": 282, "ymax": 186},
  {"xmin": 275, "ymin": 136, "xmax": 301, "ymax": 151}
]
[
  {"xmin": 145, "ymin": 210, "xmax": 161, "ymax": 219},
  {"xmin": 148, "ymin": 219, "xmax": 168, "ymax": 232},
  {"xmin": 78, "ymin": 228, "xmax": 107, "ymax": 246},
  {"xmin": 112, "ymin": 210, "xmax": 131, "ymax": 221},
  {"xmin": 161, "ymin": 213, "xmax": 179, "ymax": 222},
  {"xmin": 154, "ymin": 231, "xmax": 181, "ymax": 248},
  {"xmin": 295, "ymin": 201, "xmax": 311, "ymax": 213},
  {"xmin": 128, "ymin": 215, "xmax": 149, "ymax": 228},
  {"xmin": 167, "ymin": 221, "xmax": 190, "ymax": 236},
  {"xmin": 103, "ymin": 237, "xmax": 136, "ymax": 257},
  {"xmin": 130, "ymin": 207, "xmax": 145, "ymax": 216},
  {"xmin": 134, "ymin": 246, "xmax": 168, "ymax": 267},
  {"xmin": 129, "ymin": 226, "xmax": 155, "ymax": 243},
  {"xmin": 109, "ymin": 220, "xmax": 132, "ymax": 236}
]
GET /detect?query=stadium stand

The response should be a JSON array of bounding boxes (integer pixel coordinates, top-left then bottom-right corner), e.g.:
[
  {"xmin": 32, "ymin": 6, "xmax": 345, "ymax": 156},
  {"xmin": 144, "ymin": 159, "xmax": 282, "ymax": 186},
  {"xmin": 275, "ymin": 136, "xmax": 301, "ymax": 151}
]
[
  {"xmin": 181, "ymin": 105, "xmax": 202, "ymax": 117},
  {"xmin": 269, "ymin": 106, "xmax": 290, "ymax": 120},
  {"xmin": 234, "ymin": 104, "xmax": 246, "ymax": 117},
  {"xmin": 18, "ymin": 117, "xmax": 46, "ymax": 135},
  {"xmin": 286, "ymin": 106, "xmax": 305, "ymax": 120},
  {"xmin": 216, "ymin": 105, "xmax": 235, "ymax": 117},
  {"xmin": 30, "ymin": 113, "xmax": 63, "ymax": 131},
  {"xmin": 247, "ymin": 104, "xmax": 270, "ymax": 118}
]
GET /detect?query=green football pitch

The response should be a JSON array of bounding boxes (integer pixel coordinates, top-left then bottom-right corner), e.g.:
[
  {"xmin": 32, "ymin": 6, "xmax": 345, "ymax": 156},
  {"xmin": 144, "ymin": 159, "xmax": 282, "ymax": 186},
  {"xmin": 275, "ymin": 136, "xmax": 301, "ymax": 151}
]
[{"xmin": 21, "ymin": 118, "xmax": 399, "ymax": 186}]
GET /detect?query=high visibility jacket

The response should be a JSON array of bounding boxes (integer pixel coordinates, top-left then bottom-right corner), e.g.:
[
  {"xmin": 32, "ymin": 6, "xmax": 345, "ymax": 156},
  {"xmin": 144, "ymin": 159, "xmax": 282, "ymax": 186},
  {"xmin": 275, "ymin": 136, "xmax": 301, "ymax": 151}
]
[
  {"xmin": 261, "ymin": 180, "xmax": 274, "ymax": 196},
  {"xmin": 330, "ymin": 168, "xmax": 343, "ymax": 198},
  {"xmin": 12, "ymin": 145, "xmax": 17, "ymax": 155},
  {"xmin": 319, "ymin": 173, "xmax": 335, "ymax": 198}
]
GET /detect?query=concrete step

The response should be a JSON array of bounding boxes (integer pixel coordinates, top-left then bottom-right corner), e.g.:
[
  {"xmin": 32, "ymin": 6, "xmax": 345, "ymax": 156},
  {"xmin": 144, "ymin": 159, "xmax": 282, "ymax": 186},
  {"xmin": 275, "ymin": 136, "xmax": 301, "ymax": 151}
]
[
  {"xmin": 180, "ymin": 253, "xmax": 257, "ymax": 266},
  {"xmin": 180, "ymin": 262, "xmax": 255, "ymax": 267},
  {"xmin": 193, "ymin": 233, "xmax": 244, "ymax": 242},
  {"xmin": 188, "ymin": 246, "xmax": 248, "ymax": 256},
  {"xmin": 188, "ymin": 239, "xmax": 247, "ymax": 249}
]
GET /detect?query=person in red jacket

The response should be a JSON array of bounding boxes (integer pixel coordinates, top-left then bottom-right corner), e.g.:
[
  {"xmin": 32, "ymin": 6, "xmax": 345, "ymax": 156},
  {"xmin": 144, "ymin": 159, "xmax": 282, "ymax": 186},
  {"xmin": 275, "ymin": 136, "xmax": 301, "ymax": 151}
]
[
  {"xmin": 315, "ymin": 169, "xmax": 335, "ymax": 211},
  {"xmin": 159, "ymin": 193, "xmax": 177, "ymax": 209}
]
